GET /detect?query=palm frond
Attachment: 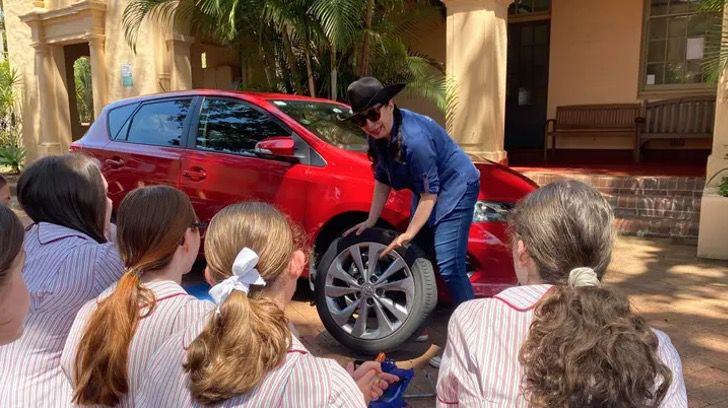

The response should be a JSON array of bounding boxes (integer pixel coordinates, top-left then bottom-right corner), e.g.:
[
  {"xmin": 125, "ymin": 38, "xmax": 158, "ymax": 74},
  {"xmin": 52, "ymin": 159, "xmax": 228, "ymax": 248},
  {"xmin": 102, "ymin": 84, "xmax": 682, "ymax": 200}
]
[{"xmin": 308, "ymin": 0, "xmax": 361, "ymax": 49}]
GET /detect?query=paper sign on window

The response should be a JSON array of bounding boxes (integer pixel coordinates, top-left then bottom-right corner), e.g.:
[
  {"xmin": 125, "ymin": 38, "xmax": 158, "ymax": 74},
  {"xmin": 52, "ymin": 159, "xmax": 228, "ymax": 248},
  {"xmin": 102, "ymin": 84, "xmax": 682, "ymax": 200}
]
[
  {"xmin": 686, "ymin": 37, "xmax": 705, "ymax": 61},
  {"xmin": 646, "ymin": 74, "xmax": 656, "ymax": 85}
]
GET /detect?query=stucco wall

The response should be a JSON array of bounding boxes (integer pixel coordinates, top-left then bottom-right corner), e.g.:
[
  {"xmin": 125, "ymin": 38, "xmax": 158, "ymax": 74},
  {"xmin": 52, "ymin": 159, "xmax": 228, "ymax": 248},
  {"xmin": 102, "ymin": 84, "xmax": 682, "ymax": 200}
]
[
  {"xmin": 398, "ymin": 13, "xmax": 447, "ymax": 127},
  {"xmin": 546, "ymin": 0, "xmax": 644, "ymax": 149},
  {"xmin": 5, "ymin": 0, "xmax": 41, "ymax": 158}
]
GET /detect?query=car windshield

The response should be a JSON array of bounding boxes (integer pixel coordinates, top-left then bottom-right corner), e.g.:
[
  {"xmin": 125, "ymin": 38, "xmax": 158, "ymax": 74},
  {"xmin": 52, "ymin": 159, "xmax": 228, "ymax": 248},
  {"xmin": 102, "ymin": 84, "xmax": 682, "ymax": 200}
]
[{"xmin": 271, "ymin": 100, "xmax": 368, "ymax": 151}]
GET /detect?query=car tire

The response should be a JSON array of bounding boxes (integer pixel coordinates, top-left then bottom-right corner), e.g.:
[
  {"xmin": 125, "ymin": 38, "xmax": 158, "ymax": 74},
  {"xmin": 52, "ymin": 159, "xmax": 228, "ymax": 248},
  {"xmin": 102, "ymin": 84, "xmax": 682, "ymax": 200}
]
[{"xmin": 314, "ymin": 228, "xmax": 437, "ymax": 353}]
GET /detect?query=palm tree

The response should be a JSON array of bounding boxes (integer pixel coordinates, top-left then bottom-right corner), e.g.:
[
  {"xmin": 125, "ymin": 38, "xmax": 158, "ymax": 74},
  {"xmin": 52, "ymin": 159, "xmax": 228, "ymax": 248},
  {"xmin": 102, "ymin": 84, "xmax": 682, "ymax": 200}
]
[
  {"xmin": 122, "ymin": 0, "xmax": 449, "ymax": 109},
  {"xmin": 700, "ymin": 0, "xmax": 727, "ymax": 81}
]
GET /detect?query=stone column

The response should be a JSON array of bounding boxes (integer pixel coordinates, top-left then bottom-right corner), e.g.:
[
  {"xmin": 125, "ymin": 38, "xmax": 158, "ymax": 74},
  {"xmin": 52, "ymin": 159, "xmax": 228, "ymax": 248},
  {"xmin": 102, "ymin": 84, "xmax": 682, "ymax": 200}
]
[
  {"xmin": 442, "ymin": 0, "xmax": 512, "ymax": 164},
  {"xmin": 86, "ymin": 33, "xmax": 108, "ymax": 118},
  {"xmin": 32, "ymin": 43, "xmax": 62, "ymax": 155},
  {"xmin": 166, "ymin": 34, "xmax": 195, "ymax": 91},
  {"xmin": 697, "ymin": 6, "xmax": 728, "ymax": 260}
]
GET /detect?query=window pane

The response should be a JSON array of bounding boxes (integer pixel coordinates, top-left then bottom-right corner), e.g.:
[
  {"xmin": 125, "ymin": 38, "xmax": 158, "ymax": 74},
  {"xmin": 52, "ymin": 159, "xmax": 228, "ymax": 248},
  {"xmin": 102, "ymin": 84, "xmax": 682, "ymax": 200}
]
[
  {"xmin": 667, "ymin": 37, "xmax": 686, "ymax": 62},
  {"xmin": 649, "ymin": 17, "xmax": 668, "ymax": 40},
  {"xmin": 534, "ymin": 45, "xmax": 549, "ymax": 66},
  {"xmin": 685, "ymin": 60, "xmax": 704, "ymax": 82},
  {"xmin": 647, "ymin": 40, "xmax": 667, "ymax": 63},
  {"xmin": 108, "ymin": 103, "xmax": 138, "ymax": 140},
  {"xmin": 670, "ymin": 0, "xmax": 699, "ymax": 13},
  {"xmin": 127, "ymin": 100, "xmax": 190, "ymax": 146},
  {"xmin": 687, "ymin": 14, "xmax": 707, "ymax": 36},
  {"xmin": 196, "ymin": 98, "xmax": 289, "ymax": 154},
  {"xmin": 650, "ymin": 0, "xmax": 669, "ymax": 16},
  {"xmin": 668, "ymin": 16, "xmax": 688, "ymax": 38},
  {"xmin": 533, "ymin": 0, "xmax": 550, "ymax": 12},
  {"xmin": 646, "ymin": 63, "xmax": 665, "ymax": 85},
  {"xmin": 665, "ymin": 62, "xmax": 685, "ymax": 83}
]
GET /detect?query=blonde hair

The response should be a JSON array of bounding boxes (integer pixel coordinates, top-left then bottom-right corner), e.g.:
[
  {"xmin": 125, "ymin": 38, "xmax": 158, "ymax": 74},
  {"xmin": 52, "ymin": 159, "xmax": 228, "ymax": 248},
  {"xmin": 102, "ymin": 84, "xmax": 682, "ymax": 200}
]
[{"xmin": 184, "ymin": 202, "xmax": 308, "ymax": 404}]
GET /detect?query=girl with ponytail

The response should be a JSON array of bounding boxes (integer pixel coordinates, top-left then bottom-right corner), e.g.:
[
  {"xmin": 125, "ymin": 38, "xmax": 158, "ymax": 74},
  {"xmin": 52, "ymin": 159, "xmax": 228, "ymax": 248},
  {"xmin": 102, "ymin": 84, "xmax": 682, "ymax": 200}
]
[
  {"xmin": 60, "ymin": 185, "xmax": 214, "ymax": 406},
  {"xmin": 437, "ymin": 180, "xmax": 687, "ymax": 407},
  {"xmin": 136, "ymin": 202, "xmax": 397, "ymax": 407}
]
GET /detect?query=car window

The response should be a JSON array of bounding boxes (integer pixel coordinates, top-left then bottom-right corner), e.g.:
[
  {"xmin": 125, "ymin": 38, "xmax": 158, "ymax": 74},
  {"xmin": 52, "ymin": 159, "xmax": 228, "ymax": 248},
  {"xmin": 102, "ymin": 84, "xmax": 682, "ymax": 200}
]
[
  {"xmin": 196, "ymin": 97, "xmax": 290, "ymax": 154},
  {"xmin": 107, "ymin": 103, "xmax": 139, "ymax": 140},
  {"xmin": 124, "ymin": 99, "xmax": 192, "ymax": 147},
  {"xmin": 271, "ymin": 100, "xmax": 368, "ymax": 152}
]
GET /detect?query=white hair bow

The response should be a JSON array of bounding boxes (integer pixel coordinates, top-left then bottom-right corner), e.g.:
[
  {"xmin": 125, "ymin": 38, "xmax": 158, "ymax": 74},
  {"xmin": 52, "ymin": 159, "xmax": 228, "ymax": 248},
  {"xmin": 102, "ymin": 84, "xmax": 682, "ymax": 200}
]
[
  {"xmin": 208, "ymin": 248, "xmax": 266, "ymax": 305},
  {"xmin": 568, "ymin": 267, "xmax": 600, "ymax": 288}
]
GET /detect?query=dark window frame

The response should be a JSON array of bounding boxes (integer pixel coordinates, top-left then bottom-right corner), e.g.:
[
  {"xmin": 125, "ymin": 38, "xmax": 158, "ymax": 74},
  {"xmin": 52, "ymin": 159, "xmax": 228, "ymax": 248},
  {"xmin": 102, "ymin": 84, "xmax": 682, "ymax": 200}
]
[{"xmin": 117, "ymin": 97, "xmax": 195, "ymax": 148}]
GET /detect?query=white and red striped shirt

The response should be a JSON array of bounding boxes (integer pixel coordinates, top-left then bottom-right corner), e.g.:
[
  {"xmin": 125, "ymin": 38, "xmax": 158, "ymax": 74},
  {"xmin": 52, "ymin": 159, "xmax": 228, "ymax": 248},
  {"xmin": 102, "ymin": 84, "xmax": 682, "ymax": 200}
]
[
  {"xmin": 135, "ymin": 321, "xmax": 366, "ymax": 407},
  {"xmin": 0, "ymin": 223, "xmax": 125, "ymax": 407},
  {"xmin": 60, "ymin": 280, "xmax": 215, "ymax": 407},
  {"xmin": 436, "ymin": 284, "xmax": 688, "ymax": 408}
]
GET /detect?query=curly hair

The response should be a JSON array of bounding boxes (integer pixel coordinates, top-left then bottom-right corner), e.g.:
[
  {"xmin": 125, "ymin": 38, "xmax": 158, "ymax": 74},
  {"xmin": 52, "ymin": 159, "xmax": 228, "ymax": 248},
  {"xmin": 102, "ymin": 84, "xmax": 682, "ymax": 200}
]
[{"xmin": 519, "ymin": 286, "xmax": 672, "ymax": 407}]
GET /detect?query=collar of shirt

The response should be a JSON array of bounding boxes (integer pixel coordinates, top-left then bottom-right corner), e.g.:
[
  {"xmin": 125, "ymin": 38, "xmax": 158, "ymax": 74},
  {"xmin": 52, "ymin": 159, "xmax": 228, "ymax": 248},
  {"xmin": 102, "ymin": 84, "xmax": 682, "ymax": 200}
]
[
  {"xmin": 492, "ymin": 284, "xmax": 554, "ymax": 312},
  {"xmin": 36, "ymin": 222, "xmax": 95, "ymax": 245},
  {"xmin": 145, "ymin": 280, "xmax": 189, "ymax": 302}
]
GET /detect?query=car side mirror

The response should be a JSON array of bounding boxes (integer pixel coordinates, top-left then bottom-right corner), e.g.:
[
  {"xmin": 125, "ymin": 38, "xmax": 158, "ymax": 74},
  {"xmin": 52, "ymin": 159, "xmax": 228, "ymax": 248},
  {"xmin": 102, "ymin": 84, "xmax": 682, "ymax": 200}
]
[{"xmin": 254, "ymin": 136, "xmax": 298, "ymax": 162}]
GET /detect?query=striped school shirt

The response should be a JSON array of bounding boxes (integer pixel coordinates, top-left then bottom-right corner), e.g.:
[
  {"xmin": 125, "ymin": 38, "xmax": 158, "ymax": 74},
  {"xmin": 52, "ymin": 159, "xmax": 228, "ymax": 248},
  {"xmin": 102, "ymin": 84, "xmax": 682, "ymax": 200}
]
[
  {"xmin": 0, "ymin": 223, "xmax": 125, "ymax": 408},
  {"xmin": 60, "ymin": 280, "xmax": 215, "ymax": 407},
  {"xmin": 436, "ymin": 284, "xmax": 688, "ymax": 408},
  {"xmin": 135, "ymin": 322, "xmax": 366, "ymax": 407}
]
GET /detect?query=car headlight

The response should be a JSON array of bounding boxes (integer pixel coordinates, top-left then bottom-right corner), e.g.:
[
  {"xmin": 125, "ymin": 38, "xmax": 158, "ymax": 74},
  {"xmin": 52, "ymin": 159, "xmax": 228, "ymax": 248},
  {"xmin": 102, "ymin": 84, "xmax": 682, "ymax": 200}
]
[{"xmin": 473, "ymin": 201, "xmax": 513, "ymax": 222}]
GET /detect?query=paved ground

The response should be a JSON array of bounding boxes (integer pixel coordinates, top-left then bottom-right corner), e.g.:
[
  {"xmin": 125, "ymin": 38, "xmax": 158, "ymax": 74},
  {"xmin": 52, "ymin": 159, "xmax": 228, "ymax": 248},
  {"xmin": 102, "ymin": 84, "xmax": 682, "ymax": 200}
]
[
  {"xmin": 8, "ymin": 194, "xmax": 727, "ymax": 406},
  {"xmin": 287, "ymin": 236, "xmax": 728, "ymax": 407}
]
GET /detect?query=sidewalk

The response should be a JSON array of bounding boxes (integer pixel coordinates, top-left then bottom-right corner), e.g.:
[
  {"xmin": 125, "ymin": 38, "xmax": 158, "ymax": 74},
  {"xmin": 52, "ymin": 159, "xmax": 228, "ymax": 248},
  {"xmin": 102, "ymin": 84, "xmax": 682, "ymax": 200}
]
[{"xmin": 288, "ymin": 235, "xmax": 728, "ymax": 407}]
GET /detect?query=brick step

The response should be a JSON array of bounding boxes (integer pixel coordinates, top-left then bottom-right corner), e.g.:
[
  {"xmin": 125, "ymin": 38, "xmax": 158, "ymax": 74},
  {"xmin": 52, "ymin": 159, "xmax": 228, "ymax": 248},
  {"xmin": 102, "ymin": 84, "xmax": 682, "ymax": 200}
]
[
  {"xmin": 522, "ymin": 171, "xmax": 705, "ymax": 239},
  {"xmin": 614, "ymin": 214, "xmax": 699, "ymax": 239},
  {"xmin": 524, "ymin": 172, "xmax": 705, "ymax": 196},
  {"xmin": 605, "ymin": 194, "xmax": 702, "ymax": 215}
]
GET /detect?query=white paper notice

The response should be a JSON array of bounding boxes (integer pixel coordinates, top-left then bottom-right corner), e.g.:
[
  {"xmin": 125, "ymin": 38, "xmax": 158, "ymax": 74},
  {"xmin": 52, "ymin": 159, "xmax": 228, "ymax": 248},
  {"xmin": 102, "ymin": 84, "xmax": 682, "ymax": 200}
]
[
  {"xmin": 646, "ymin": 74, "xmax": 656, "ymax": 85},
  {"xmin": 687, "ymin": 37, "xmax": 705, "ymax": 60}
]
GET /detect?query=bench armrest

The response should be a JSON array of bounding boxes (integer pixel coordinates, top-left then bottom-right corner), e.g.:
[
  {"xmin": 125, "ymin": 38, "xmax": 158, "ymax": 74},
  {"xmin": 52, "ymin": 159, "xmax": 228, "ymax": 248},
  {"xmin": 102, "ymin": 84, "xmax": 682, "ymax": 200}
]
[{"xmin": 545, "ymin": 118, "xmax": 556, "ymax": 132}]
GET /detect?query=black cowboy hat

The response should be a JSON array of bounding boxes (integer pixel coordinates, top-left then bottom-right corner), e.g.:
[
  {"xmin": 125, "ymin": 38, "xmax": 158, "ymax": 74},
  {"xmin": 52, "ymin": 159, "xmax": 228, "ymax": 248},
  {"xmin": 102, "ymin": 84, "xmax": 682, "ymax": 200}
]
[{"xmin": 345, "ymin": 77, "xmax": 406, "ymax": 118}]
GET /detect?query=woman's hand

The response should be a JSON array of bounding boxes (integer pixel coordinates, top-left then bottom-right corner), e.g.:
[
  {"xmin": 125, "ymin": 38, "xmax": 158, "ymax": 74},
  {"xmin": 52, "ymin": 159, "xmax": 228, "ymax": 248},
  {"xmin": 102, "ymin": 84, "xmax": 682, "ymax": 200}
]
[
  {"xmin": 346, "ymin": 361, "xmax": 399, "ymax": 403},
  {"xmin": 343, "ymin": 219, "xmax": 375, "ymax": 237},
  {"xmin": 379, "ymin": 232, "xmax": 414, "ymax": 258}
]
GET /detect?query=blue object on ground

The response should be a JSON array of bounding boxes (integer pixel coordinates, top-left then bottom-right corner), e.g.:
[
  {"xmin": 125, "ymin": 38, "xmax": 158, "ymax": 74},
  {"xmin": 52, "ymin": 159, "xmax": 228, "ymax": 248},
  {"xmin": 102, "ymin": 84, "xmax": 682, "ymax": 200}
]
[
  {"xmin": 183, "ymin": 282, "xmax": 212, "ymax": 301},
  {"xmin": 369, "ymin": 360, "xmax": 415, "ymax": 408}
]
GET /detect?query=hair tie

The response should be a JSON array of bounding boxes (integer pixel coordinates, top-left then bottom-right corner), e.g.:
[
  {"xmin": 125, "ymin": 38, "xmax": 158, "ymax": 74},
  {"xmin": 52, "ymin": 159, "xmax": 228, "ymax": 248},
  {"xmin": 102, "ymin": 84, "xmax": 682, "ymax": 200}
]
[
  {"xmin": 568, "ymin": 267, "xmax": 600, "ymax": 288},
  {"xmin": 208, "ymin": 248, "xmax": 266, "ymax": 306}
]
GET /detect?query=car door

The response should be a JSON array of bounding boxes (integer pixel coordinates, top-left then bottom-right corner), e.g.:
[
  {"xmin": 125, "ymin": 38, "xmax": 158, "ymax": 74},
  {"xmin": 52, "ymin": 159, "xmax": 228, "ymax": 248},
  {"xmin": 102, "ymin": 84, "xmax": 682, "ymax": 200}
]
[
  {"xmin": 180, "ymin": 96, "xmax": 309, "ymax": 227},
  {"xmin": 100, "ymin": 97, "xmax": 195, "ymax": 205}
]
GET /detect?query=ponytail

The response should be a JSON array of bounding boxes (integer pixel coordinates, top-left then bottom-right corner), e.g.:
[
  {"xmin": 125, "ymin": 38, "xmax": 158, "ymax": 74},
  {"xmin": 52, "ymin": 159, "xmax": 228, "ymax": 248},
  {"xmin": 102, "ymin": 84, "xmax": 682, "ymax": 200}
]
[
  {"xmin": 519, "ymin": 286, "xmax": 672, "ymax": 407},
  {"xmin": 184, "ymin": 291, "xmax": 290, "ymax": 404},
  {"xmin": 73, "ymin": 270, "xmax": 156, "ymax": 405}
]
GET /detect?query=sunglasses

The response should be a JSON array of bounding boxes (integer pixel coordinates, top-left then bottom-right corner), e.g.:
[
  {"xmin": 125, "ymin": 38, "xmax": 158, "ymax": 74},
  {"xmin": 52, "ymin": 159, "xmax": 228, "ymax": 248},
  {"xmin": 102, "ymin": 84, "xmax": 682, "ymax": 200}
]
[{"xmin": 351, "ymin": 104, "xmax": 384, "ymax": 127}]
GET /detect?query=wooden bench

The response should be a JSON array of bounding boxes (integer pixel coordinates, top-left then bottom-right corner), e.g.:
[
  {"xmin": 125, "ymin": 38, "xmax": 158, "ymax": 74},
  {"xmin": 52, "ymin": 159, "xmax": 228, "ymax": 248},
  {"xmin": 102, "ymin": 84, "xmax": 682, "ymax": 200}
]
[
  {"xmin": 639, "ymin": 96, "xmax": 715, "ymax": 160},
  {"xmin": 544, "ymin": 104, "xmax": 643, "ymax": 163}
]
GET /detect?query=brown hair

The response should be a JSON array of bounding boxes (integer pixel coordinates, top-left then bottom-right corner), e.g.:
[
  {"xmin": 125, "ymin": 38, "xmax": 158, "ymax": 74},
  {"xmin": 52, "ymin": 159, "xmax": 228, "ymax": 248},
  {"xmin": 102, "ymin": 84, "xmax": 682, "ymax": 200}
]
[
  {"xmin": 184, "ymin": 202, "xmax": 308, "ymax": 405},
  {"xmin": 17, "ymin": 154, "xmax": 107, "ymax": 243},
  {"xmin": 0, "ymin": 174, "xmax": 7, "ymax": 190},
  {"xmin": 72, "ymin": 186, "xmax": 198, "ymax": 405},
  {"xmin": 510, "ymin": 180, "xmax": 672, "ymax": 407},
  {"xmin": 0, "ymin": 205, "xmax": 24, "ymax": 285}
]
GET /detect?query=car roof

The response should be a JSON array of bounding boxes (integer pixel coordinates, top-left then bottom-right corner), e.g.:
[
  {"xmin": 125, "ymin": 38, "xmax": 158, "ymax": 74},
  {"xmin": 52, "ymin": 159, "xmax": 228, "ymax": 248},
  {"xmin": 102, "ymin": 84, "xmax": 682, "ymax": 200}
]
[{"xmin": 104, "ymin": 89, "xmax": 349, "ymax": 110}]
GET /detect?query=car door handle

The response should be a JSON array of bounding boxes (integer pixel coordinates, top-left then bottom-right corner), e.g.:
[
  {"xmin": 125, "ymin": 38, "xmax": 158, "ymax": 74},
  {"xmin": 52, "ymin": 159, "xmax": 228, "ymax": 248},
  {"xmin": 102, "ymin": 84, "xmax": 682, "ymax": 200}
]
[
  {"xmin": 105, "ymin": 158, "xmax": 125, "ymax": 169},
  {"xmin": 183, "ymin": 168, "xmax": 207, "ymax": 181}
]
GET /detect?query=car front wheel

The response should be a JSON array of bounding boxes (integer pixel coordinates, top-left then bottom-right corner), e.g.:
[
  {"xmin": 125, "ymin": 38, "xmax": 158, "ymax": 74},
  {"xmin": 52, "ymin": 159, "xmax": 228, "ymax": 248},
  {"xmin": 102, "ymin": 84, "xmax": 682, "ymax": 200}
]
[{"xmin": 314, "ymin": 228, "xmax": 437, "ymax": 353}]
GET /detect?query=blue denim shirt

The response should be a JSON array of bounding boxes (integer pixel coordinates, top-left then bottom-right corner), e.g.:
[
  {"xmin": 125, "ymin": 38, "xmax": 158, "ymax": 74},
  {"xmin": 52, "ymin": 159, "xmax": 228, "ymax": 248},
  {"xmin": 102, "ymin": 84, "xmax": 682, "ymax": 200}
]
[{"xmin": 369, "ymin": 108, "xmax": 480, "ymax": 225}]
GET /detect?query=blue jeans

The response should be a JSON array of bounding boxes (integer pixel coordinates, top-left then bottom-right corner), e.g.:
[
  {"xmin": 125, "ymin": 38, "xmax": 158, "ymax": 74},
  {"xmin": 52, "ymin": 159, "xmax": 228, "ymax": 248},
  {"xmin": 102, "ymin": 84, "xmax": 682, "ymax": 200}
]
[{"xmin": 413, "ymin": 180, "xmax": 479, "ymax": 306}]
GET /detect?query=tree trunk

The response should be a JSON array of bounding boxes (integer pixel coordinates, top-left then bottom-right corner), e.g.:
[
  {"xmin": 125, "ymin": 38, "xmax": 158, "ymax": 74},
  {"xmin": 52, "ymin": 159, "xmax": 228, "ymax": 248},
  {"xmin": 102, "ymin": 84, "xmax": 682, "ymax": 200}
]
[
  {"xmin": 303, "ymin": 31, "xmax": 317, "ymax": 97},
  {"xmin": 358, "ymin": 0, "xmax": 376, "ymax": 77},
  {"xmin": 330, "ymin": 47, "xmax": 338, "ymax": 100},
  {"xmin": 281, "ymin": 29, "xmax": 301, "ymax": 93}
]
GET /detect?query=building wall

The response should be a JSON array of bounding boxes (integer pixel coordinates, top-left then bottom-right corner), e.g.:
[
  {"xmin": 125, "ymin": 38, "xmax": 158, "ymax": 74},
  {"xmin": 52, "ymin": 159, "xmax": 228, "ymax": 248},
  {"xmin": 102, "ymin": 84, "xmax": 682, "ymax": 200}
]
[
  {"xmin": 546, "ymin": 0, "xmax": 644, "ymax": 149},
  {"xmin": 398, "ymin": 13, "xmax": 447, "ymax": 127}
]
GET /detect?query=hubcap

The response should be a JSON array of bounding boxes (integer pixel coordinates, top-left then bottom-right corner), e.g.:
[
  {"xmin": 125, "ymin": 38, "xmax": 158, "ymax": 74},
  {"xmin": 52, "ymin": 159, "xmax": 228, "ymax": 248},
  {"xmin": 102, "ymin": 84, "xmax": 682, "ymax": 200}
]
[{"xmin": 324, "ymin": 242, "xmax": 415, "ymax": 340}]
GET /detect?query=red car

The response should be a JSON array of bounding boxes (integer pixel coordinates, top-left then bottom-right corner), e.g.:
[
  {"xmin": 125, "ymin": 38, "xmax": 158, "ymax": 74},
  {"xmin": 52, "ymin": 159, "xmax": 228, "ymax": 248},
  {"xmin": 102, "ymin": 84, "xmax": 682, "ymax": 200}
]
[{"xmin": 71, "ymin": 90, "xmax": 537, "ymax": 352}]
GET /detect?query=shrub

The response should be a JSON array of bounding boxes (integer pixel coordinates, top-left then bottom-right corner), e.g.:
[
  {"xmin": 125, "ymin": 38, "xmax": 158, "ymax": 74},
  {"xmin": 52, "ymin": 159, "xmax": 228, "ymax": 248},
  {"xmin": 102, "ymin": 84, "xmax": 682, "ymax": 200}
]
[{"xmin": 0, "ymin": 144, "xmax": 25, "ymax": 174}]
